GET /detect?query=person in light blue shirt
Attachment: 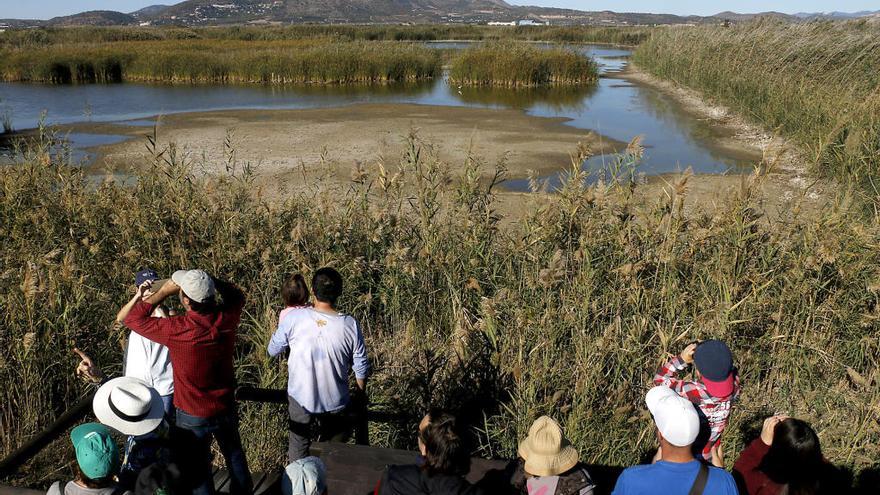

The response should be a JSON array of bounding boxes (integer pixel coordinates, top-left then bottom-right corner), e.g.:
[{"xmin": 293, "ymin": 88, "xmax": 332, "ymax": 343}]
[
  {"xmin": 268, "ymin": 267, "xmax": 369, "ymax": 462},
  {"xmin": 611, "ymin": 387, "xmax": 738, "ymax": 495}
]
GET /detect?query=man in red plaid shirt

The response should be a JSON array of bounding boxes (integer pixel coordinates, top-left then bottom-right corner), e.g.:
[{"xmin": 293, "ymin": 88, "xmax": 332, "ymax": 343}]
[
  {"xmin": 654, "ymin": 340, "xmax": 740, "ymax": 462},
  {"xmin": 124, "ymin": 269, "xmax": 253, "ymax": 495}
]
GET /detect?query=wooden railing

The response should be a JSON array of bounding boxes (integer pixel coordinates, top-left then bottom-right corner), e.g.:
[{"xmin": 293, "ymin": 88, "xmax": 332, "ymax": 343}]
[{"xmin": 0, "ymin": 386, "xmax": 413, "ymax": 492}]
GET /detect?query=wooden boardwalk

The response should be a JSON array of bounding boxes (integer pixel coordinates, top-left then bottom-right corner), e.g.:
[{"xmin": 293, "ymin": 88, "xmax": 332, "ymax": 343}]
[
  {"xmin": 1, "ymin": 442, "xmax": 623, "ymax": 495},
  {"xmin": 211, "ymin": 442, "xmax": 506, "ymax": 495}
]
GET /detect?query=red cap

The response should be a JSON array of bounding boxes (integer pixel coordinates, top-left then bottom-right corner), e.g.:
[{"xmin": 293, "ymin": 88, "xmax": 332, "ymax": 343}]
[{"xmin": 702, "ymin": 373, "xmax": 734, "ymax": 397}]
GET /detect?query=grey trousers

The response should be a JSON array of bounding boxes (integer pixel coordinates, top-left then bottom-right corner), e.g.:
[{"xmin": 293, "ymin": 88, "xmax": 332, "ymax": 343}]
[{"xmin": 288, "ymin": 396, "xmax": 352, "ymax": 462}]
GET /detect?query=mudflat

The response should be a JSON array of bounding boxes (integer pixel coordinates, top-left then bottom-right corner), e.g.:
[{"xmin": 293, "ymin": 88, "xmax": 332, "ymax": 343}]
[{"xmin": 83, "ymin": 103, "xmax": 621, "ymax": 186}]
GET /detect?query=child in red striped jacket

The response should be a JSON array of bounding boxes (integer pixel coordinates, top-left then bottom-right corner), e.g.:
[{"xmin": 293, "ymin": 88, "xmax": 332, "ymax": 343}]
[{"xmin": 654, "ymin": 339, "xmax": 740, "ymax": 462}]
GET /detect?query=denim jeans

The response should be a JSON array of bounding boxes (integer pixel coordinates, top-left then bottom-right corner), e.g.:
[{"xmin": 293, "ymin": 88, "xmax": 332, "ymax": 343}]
[{"xmin": 176, "ymin": 408, "xmax": 253, "ymax": 495}]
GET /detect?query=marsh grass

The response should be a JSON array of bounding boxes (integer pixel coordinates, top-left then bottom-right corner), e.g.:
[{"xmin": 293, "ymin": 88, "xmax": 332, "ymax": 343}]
[
  {"xmin": 0, "ymin": 40, "xmax": 442, "ymax": 84},
  {"xmin": 450, "ymin": 42, "xmax": 598, "ymax": 87},
  {"xmin": 0, "ymin": 25, "xmax": 653, "ymax": 48},
  {"xmin": 1, "ymin": 128, "xmax": 879, "ymax": 488},
  {"xmin": 633, "ymin": 20, "xmax": 880, "ymax": 201}
]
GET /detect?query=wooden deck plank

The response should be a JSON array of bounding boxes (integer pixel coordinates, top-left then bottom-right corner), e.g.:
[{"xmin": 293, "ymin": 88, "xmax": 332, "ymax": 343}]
[{"xmin": 312, "ymin": 442, "xmax": 507, "ymax": 495}]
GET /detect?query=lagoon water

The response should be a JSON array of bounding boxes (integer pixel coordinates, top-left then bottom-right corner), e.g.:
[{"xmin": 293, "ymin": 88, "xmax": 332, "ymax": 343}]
[{"xmin": 0, "ymin": 44, "xmax": 759, "ymax": 187}]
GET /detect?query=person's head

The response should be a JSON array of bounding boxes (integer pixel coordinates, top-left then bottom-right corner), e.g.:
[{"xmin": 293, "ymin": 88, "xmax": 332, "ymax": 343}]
[
  {"xmin": 171, "ymin": 269, "xmax": 216, "ymax": 313},
  {"xmin": 93, "ymin": 377, "xmax": 165, "ymax": 437},
  {"xmin": 646, "ymin": 386, "xmax": 699, "ymax": 455},
  {"xmin": 135, "ymin": 268, "xmax": 159, "ymax": 297},
  {"xmin": 281, "ymin": 456, "xmax": 327, "ymax": 495},
  {"xmin": 417, "ymin": 409, "xmax": 471, "ymax": 477},
  {"xmin": 693, "ymin": 340, "xmax": 735, "ymax": 398},
  {"xmin": 135, "ymin": 268, "xmax": 159, "ymax": 288},
  {"xmin": 282, "ymin": 274, "xmax": 310, "ymax": 307},
  {"xmin": 517, "ymin": 416, "xmax": 578, "ymax": 477},
  {"xmin": 760, "ymin": 418, "xmax": 824, "ymax": 493},
  {"xmin": 135, "ymin": 461, "xmax": 185, "ymax": 495},
  {"xmin": 70, "ymin": 423, "xmax": 120, "ymax": 488},
  {"xmin": 312, "ymin": 268, "xmax": 343, "ymax": 306}
]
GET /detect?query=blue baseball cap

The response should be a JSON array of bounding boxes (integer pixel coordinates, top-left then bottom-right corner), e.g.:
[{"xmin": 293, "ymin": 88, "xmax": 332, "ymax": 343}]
[
  {"xmin": 135, "ymin": 268, "xmax": 159, "ymax": 287},
  {"xmin": 694, "ymin": 340, "xmax": 735, "ymax": 397}
]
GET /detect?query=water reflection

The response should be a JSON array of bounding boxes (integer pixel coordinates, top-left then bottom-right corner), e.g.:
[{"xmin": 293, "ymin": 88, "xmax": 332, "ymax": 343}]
[{"xmin": 451, "ymin": 83, "xmax": 595, "ymax": 111}]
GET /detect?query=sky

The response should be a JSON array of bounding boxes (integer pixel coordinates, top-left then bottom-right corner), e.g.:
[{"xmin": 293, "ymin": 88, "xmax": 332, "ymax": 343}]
[{"xmin": 1, "ymin": 0, "xmax": 878, "ymax": 20}]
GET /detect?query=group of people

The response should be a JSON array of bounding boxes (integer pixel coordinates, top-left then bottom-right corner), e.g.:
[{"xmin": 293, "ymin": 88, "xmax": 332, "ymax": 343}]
[{"xmin": 55, "ymin": 267, "xmax": 833, "ymax": 495}]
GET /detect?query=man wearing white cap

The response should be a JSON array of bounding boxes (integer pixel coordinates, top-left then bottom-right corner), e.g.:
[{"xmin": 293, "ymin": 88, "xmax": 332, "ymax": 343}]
[
  {"xmin": 610, "ymin": 387, "xmax": 737, "ymax": 495},
  {"xmin": 123, "ymin": 269, "xmax": 252, "ymax": 495}
]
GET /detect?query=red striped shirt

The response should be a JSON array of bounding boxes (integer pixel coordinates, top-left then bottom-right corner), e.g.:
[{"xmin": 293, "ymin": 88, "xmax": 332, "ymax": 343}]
[{"xmin": 123, "ymin": 284, "xmax": 244, "ymax": 418}]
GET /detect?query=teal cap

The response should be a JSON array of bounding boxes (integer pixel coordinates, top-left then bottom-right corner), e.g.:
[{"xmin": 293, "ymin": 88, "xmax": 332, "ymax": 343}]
[{"xmin": 70, "ymin": 423, "xmax": 118, "ymax": 480}]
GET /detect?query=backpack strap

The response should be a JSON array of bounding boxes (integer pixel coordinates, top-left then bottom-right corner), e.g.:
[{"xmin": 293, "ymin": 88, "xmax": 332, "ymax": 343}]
[{"xmin": 688, "ymin": 462, "xmax": 709, "ymax": 495}]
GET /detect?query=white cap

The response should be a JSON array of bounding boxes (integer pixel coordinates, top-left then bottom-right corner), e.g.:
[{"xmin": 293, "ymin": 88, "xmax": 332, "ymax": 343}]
[
  {"xmin": 645, "ymin": 386, "xmax": 700, "ymax": 447},
  {"xmin": 282, "ymin": 457, "xmax": 326, "ymax": 495},
  {"xmin": 171, "ymin": 269, "xmax": 215, "ymax": 303}
]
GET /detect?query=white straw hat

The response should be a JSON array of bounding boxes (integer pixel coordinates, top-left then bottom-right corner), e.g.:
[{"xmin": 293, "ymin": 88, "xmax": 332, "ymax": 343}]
[
  {"xmin": 646, "ymin": 386, "xmax": 700, "ymax": 447},
  {"xmin": 517, "ymin": 416, "xmax": 579, "ymax": 477},
  {"xmin": 93, "ymin": 377, "xmax": 164, "ymax": 437}
]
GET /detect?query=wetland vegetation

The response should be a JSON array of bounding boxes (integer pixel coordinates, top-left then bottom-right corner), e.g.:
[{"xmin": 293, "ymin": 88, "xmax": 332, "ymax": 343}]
[
  {"xmin": 0, "ymin": 40, "xmax": 442, "ymax": 84},
  {"xmin": 449, "ymin": 42, "xmax": 598, "ymax": 87},
  {"xmin": 634, "ymin": 20, "xmax": 880, "ymax": 200},
  {"xmin": 1, "ymin": 19, "xmax": 879, "ymax": 493},
  {"xmin": 1, "ymin": 130, "xmax": 878, "ymax": 488}
]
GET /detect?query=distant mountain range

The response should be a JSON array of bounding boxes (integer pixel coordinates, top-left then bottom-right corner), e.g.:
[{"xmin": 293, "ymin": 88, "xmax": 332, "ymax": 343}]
[{"xmin": 1, "ymin": 2, "xmax": 879, "ymax": 28}]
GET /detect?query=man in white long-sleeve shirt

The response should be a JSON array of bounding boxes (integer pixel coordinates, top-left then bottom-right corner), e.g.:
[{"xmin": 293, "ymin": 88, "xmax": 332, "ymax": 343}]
[{"xmin": 268, "ymin": 267, "xmax": 370, "ymax": 461}]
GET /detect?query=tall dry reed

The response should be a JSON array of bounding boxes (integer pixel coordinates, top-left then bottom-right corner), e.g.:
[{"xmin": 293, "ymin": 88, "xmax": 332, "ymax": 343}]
[
  {"xmin": 634, "ymin": 20, "xmax": 880, "ymax": 202},
  {"xmin": 0, "ymin": 128, "xmax": 878, "ymax": 489}
]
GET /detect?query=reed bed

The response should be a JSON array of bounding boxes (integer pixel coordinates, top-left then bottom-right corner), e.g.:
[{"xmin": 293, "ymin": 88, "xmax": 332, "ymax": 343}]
[
  {"xmin": 0, "ymin": 40, "xmax": 442, "ymax": 84},
  {"xmin": 449, "ymin": 42, "xmax": 598, "ymax": 87},
  {"xmin": 633, "ymin": 20, "xmax": 880, "ymax": 198},
  {"xmin": 1, "ymin": 130, "xmax": 878, "ymax": 490},
  {"xmin": 0, "ymin": 25, "xmax": 653, "ymax": 49}
]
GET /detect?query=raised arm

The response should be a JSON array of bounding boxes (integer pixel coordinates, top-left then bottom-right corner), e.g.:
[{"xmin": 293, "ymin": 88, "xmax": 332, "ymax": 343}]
[
  {"xmin": 654, "ymin": 344, "xmax": 697, "ymax": 395},
  {"xmin": 123, "ymin": 300, "xmax": 174, "ymax": 346},
  {"xmin": 116, "ymin": 281, "xmax": 152, "ymax": 323}
]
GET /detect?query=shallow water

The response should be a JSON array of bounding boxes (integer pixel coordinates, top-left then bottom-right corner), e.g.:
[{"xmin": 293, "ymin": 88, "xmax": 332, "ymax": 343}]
[{"xmin": 0, "ymin": 44, "xmax": 759, "ymax": 189}]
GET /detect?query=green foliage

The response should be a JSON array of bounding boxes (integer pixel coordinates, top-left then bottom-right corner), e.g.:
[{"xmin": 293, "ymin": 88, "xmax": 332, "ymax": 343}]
[
  {"xmin": 634, "ymin": 20, "xmax": 880, "ymax": 200},
  {"xmin": 0, "ymin": 25, "xmax": 653, "ymax": 48},
  {"xmin": 1, "ymin": 131, "xmax": 879, "ymax": 486},
  {"xmin": 0, "ymin": 40, "xmax": 442, "ymax": 84},
  {"xmin": 450, "ymin": 42, "xmax": 598, "ymax": 87}
]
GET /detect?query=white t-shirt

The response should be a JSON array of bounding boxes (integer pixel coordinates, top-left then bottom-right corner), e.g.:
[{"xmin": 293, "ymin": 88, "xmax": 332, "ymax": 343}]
[
  {"xmin": 123, "ymin": 306, "xmax": 173, "ymax": 396},
  {"xmin": 267, "ymin": 307, "xmax": 369, "ymax": 413}
]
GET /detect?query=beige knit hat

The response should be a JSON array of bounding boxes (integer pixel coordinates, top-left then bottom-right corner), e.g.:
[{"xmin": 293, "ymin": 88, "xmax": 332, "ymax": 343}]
[{"xmin": 517, "ymin": 416, "xmax": 579, "ymax": 477}]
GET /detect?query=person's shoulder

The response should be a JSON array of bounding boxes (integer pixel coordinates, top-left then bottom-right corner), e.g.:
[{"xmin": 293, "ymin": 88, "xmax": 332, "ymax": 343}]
[
  {"xmin": 45, "ymin": 481, "xmax": 64, "ymax": 495},
  {"xmin": 707, "ymin": 465, "xmax": 738, "ymax": 491},
  {"xmin": 386, "ymin": 463, "xmax": 420, "ymax": 476},
  {"xmin": 382, "ymin": 464, "xmax": 423, "ymax": 489},
  {"xmin": 284, "ymin": 307, "xmax": 315, "ymax": 322},
  {"xmin": 619, "ymin": 463, "xmax": 655, "ymax": 476}
]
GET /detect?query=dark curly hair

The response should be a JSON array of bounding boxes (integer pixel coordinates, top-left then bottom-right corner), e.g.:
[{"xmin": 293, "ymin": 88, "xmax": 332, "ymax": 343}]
[{"xmin": 419, "ymin": 409, "xmax": 471, "ymax": 477}]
